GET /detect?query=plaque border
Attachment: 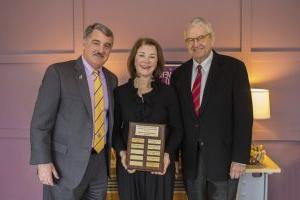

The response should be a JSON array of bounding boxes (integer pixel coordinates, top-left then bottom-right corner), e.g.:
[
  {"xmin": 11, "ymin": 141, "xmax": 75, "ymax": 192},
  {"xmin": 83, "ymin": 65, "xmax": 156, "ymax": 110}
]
[{"xmin": 126, "ymin": 122, "xmax": 166, "ymax": 172}]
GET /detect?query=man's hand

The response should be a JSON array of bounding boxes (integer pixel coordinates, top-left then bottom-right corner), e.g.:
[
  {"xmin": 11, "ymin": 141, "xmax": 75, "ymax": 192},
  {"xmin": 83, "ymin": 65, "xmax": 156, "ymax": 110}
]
[
  {"xmin": 229, "ymin": 162, "xmax": 246, "ymax": 179},
  {"xmin": 151, "ymin": 153, "xmax": 170, "ymax": 175},
  {"xmin": 120, "ymin": 150, "xmax": 136, "ymax": 174},
  {"xmin": 37, "ymin": 163, "xmax": 59, "ymax": 186}
]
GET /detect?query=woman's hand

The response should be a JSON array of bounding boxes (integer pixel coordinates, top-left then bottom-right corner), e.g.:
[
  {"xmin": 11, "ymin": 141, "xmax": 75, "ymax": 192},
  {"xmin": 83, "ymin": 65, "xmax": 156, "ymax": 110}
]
[
  {"xmin": 120, "ymin": 150, "xmax": 136, "ymax": 174},
  {"xmin": 151, "ymin": 153, "xmax": 170, "ymax": 175}
]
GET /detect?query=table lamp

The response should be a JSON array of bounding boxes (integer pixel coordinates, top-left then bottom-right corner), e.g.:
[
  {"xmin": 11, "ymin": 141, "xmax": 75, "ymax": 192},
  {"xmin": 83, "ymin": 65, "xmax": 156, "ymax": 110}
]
[
  {"xmin": 250, "ymin": 88, "xmax": 270, "ymax": 164},
  {"xmin": 251, "ymin": 89, "xmax": 270, "ymax": 120}
]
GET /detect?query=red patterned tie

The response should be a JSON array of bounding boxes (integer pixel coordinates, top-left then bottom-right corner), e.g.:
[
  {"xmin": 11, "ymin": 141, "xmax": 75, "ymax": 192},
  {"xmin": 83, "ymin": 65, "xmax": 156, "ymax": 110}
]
[{"xmin": 192, "ymin": 65, "xmax": 202, "ymax": 117}]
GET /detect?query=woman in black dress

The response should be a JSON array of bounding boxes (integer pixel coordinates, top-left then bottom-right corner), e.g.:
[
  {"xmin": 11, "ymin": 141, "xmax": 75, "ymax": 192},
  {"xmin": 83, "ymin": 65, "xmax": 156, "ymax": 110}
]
[{"xmin": 112, "ymin": 37, "xmax": 182, "ymax": 200}]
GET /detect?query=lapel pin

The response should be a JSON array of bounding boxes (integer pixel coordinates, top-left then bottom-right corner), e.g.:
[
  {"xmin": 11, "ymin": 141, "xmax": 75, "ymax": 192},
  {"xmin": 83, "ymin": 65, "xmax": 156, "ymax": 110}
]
[{"xmin": 79, "ymin": 74, "xmax": 83, "ymax": 80}]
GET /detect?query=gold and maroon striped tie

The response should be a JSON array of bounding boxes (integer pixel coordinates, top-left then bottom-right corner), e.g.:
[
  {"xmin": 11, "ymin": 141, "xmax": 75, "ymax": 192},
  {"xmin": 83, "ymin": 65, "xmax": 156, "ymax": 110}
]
[
  {"xmin": 192, "ymin": 65, "xmax": 202, "ymax": 117},
  {"xmin": 92, "ymin": 70, "xmax": 105, "ymax": 153}
]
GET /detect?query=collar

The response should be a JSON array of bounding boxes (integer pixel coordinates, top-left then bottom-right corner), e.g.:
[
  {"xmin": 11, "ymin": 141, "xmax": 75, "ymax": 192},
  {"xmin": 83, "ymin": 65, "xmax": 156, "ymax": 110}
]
[
  {"xmin": 81, "ymin": 55, "xmax": 102, "ymax": 75},
  {"xmin": 192, "ymin": 50, "xmax": 213, "ymax": 73}
]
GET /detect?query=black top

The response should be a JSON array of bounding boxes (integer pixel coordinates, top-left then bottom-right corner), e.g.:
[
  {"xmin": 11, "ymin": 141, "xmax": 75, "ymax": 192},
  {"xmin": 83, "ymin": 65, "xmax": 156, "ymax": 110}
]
[{"xmin": 112, "ymin": 78, "xmax": 182, "ymax": 158}]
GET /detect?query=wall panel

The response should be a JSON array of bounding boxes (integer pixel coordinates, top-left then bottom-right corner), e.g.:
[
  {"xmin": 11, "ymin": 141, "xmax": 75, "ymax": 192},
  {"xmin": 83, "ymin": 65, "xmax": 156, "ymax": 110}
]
[
  {"xmin": 0, "ymin": 0, "xmax": 300, "ymax": 199},
  {"xmin": 250, "ymin": 59, "xmax": 300, "ymax": 141},
  {"xmin": 252, "ymin": 0, "xmax": 300, "ymax": 51},
  {"xmin": 0, "ymin": 63, "xmax": 48, "ymax": 132},
  {"xmin": 84, "ymin": 0, "xmax": 242, "ymax": 51},
  {"xmin": 0, "ymin": 0, "xmax": 75, "ymax": 54},
  {"xmin": 0, "ymin": 138, "xmax": 41, "ymax": 199},
  {"xmin": 259, "ymin": 142, "xmax": 300, "ymax": 200}
]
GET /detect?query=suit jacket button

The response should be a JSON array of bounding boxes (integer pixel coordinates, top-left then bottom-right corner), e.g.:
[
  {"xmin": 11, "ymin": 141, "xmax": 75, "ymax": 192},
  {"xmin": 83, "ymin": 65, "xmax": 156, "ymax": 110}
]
[
  {"xmin": 200, "ymin": 141, "xmax": 204, "ymax": 146},
  {"xmin": 194, "ymin": 124, "xmax": 199, "ymax": 128}
]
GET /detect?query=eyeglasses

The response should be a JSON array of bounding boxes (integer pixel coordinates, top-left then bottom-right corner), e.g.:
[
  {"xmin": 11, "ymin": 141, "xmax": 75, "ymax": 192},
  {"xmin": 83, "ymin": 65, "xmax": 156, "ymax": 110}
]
[{"xmin": 185, "ymin": 33, "xmax": 211, "ymax": 45}]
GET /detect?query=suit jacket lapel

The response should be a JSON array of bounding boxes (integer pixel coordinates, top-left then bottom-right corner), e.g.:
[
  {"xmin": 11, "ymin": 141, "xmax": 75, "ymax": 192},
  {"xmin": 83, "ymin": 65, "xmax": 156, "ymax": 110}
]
[
  {"xmin": 102, "ymin": 68, "xmax": 114, "ymax": 113},
  {"xmin": 102, "ymin": 67, "xmax": 115, "ymax": 145},
  {"xmin": 199, "ymin": 51, "xmax": 224, "ymax": 117},
  {"xmin": 74, "ymin": 58, "xmax": 93, "ymax": 118},
  {"xmin": 102, "ymin": 67, "xmax": 114, "ymax": 129}
]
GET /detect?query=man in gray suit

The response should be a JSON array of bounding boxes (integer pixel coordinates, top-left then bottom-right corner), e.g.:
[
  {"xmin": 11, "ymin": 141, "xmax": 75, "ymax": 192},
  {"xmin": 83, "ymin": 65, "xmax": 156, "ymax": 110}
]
[{"xmin": 30, "ymin": 23, "xmax": 118, "ymax": 200}]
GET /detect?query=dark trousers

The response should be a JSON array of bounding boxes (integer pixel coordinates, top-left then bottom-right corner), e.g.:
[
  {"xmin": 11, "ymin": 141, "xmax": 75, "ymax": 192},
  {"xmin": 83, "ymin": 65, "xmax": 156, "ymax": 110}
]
[
  {"xmin": 185, "ymin": 147, "xmax": 239, "ymax": 200},
  {"xmin": 43, "ymin": 149, "xmax": 108, "ymax": 200}
]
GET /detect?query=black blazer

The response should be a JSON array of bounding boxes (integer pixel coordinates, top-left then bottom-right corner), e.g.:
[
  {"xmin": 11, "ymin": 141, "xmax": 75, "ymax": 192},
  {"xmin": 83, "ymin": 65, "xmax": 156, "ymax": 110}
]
[{"xmin": 171, "ymin": 51, "xmax": 253, "ymax": 181}]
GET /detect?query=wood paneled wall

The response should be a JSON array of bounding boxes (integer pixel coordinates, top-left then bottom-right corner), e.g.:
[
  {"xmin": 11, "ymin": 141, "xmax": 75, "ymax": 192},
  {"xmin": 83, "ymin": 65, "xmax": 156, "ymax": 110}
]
[{"xmin": 0, "ymin": 0, "xmax": 299, "ymax": 199}]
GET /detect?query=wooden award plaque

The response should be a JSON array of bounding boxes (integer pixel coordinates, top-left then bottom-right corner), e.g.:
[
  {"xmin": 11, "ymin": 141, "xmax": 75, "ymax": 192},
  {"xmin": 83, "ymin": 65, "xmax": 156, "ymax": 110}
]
[{"xmin": 126, "ymin": 122, "xmax": 166, "ymax": 172}]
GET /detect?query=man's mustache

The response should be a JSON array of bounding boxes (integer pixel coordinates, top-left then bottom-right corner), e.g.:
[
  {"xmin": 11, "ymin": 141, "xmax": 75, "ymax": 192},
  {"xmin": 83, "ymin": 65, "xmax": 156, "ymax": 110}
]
[{"xmin": 93, "ymin": 52, "xmax": 104, "ymax": 57}]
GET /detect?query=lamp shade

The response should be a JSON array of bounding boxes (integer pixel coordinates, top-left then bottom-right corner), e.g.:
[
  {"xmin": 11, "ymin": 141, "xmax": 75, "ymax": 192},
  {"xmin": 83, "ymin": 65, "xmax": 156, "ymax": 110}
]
[{"xmin": 251, "ymin": 89, "xmax": 271, "ymax": 119}]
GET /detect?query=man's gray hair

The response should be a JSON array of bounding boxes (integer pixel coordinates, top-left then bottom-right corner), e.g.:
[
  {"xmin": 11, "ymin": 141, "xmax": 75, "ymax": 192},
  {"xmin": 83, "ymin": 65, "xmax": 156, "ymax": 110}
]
[
  {"xmin": 83, "ymin": 22, "xmax": 114, "ymax": 40},
  {"xmin": 184, "ymin": 17, "xmax": 215, "ymax": 39}
]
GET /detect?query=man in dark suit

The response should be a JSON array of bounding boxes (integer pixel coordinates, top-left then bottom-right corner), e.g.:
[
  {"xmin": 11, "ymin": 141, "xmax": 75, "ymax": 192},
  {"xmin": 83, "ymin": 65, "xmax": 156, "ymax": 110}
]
[
  {"xmin": 171, "ymin": 17, "xmax": 253, "ymax": 200},
  {"xmin": 30, "ymin": 23, "xmax": 118, "ymax": 200}
]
